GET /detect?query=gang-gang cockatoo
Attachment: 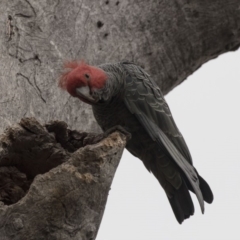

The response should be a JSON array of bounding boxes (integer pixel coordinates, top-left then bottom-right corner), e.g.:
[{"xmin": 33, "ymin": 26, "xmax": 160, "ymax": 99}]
[{"xmin": 59, "ymin": 60, "xmax": 213, "ymax": 224}]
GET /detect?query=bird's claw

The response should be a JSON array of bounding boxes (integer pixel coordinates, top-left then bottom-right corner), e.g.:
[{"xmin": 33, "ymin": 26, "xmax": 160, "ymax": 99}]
[
  {"xmin": 82, "ymin": 133, "xmax": 105, "ymax": 146},
  {"xmin": 82, "ymin": 126, "xmax": 131, "ymax": 147},
  {"xmin": 104, "ymin": 125, "xmax": 132, "ymax": 141}
]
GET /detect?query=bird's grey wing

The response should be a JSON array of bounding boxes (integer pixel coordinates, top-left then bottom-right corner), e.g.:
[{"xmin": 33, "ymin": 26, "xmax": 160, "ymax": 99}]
[
  {"xmin": 121, "ymin": 62, "xmax": 193, "ymax": 164},
  {"xmin": 122, "ymin": 62, "xmax": 204, "ymax": 213}
]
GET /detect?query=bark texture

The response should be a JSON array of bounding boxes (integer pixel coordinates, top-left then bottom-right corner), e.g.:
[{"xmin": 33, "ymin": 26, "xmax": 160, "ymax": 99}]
[
  {"xmin": 0, "ymin": 118, "xmax": 127, "ymax": 240},
  {"xmin": 0, "ymin": 0, "xmax": 240, "ymax": 132},
  {"xmin": 0, "ymin": 0, "xmax": 240, "ymax": 239}
]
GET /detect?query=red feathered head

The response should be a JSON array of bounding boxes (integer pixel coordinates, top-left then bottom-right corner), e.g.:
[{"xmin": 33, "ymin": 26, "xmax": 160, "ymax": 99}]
[{"xmin": 59, "ymin": 61, "xmax": 107, "ymax": 103}]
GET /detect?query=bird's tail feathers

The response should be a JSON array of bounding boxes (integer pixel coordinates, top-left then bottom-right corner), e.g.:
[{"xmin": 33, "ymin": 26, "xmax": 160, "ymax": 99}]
[
  {"xmin": 167, "ymin": 179, "xmax": 194, "ymax": 224},
  {"xmin": 195, "ymin": 169, "xmax": 214, "ymax": 203},
  {"xmin": 183, "ymin": 170, "xmax": 214, "ymax": 204}
]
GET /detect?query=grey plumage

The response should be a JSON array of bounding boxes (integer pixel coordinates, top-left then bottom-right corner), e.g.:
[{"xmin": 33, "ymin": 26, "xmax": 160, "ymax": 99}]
[
  {"xmin": 60, "ymin": 60, "xmax": 213, "ymax": 223},
  {"xmin": 93, "ymin": 61, "xmax": 213, "ymax": 223}
]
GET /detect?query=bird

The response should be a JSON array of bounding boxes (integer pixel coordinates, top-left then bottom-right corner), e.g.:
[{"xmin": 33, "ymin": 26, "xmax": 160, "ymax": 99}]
[{"xmin": 59, "ymin": 60, "xmax": 213, "ymax": 224}]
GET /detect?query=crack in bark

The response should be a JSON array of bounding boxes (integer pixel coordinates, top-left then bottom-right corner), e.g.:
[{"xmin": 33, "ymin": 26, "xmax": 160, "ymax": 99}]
[
  {"xmin": 6, "ymin": 15, "xmax": 14, "ymax": 41},
  {"xmin": 19, "ymin": 55, "xmax": 41, "ymax": 64},
  {"xmin": 14, "ymin": 25, "xmax": 21, "ymax": 59},
  {"xmin": 16, "ymin": 72, "xmax": 46, "ymax": 103},
  {"xmin": 15, "ymin": 13, "xmax": 32, "ymax": 18},
  {"xmin": 0, "ymin": 95, "xmax": 15, "ymax": 104},
  {"xmin": 24, "ymin": 0, "xmax": 36, "ymax": 17}
]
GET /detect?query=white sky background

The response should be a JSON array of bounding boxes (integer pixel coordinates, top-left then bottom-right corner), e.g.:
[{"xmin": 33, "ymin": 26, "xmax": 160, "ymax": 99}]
[{"xmin": 97, "ymin": 49, "xmax": 240, "ymax": 240}]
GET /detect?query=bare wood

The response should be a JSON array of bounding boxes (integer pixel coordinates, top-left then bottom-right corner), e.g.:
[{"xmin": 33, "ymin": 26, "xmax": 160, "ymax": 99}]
[{"xmin": 0, "ymin": 118, "xmax": 127, "ymax": 240}]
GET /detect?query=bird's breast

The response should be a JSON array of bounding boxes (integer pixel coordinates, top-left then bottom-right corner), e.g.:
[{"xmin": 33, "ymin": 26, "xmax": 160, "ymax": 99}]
[
  {"xmin": 92, "ymin": 97, "xmax": 137, "ymax": 132},
  {"xmin": 92, "ymin": 98, "xmax": 155, "ymax": 162}
]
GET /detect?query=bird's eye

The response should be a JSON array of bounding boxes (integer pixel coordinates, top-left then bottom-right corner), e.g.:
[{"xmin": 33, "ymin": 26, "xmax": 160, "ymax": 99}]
[{"xmin": 85, "ymin": 74, "xmax": 90, "ymax": 79}]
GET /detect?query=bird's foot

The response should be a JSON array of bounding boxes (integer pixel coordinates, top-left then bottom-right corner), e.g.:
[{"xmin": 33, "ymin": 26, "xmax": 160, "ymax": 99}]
[
  {"xmin": 103, "ymin": 125, "xmax": 132, "ymax": 141},
  {"xmin": 83, "ymin": 125, "xmax": 131, "ymax": 147},
  {"xmin": 82, "ymin": 133, "xmax": 105, "ymax": 146}
]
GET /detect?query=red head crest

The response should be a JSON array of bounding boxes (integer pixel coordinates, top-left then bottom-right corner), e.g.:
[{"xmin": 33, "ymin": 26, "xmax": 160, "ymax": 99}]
[{"xmin": 59, "ymin": 60, "xmax": 107, "ymax": 98}]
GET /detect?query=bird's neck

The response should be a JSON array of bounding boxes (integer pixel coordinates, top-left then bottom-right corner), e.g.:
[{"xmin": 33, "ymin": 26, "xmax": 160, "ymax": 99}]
[{"xmin": 98, "ymin": 63, "xmax": 126, "ymax": 101}]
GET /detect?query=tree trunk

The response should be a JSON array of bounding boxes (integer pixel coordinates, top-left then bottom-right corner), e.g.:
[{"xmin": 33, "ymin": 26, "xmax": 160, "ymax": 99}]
[
  {"xmin": 0, "ymin": 0, "xmax": 239, "ymax": 239},
  {"xmin": 0, "ymin": 118, "xmax": 127, "ymax": 240},
  {"xmin": 1, "ymin": 0, "xmax": 239, "ymax": 132}
]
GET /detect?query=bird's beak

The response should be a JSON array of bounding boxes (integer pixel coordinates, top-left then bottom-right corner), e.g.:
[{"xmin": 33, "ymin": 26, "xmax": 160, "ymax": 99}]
[{"xmin": 76, "ymin": 86, "xmax": 96, "ymax": 103}]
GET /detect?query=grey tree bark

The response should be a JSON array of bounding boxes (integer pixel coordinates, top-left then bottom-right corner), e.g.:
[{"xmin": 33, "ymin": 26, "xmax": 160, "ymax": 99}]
[
  {"xmin": 0, "ymin": 117, "xmax": 127, "ymax": 239},
  {"xmin": 1, "ymin": 0, "xmax": 240, "ymax": 132},
  {"xmin": 0, "ymin": 0, "xmax": 239, "ymax": 239}
]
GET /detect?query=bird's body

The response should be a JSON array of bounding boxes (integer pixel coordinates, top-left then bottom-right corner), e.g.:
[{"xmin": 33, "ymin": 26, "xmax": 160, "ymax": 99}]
[
  {"xmin": 59, "ymin": 60, "xmax": 213, "ymax": 223},
  {"xmin": 93, "ymin": 62, "xmax": 188, "ymax": 199}
]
